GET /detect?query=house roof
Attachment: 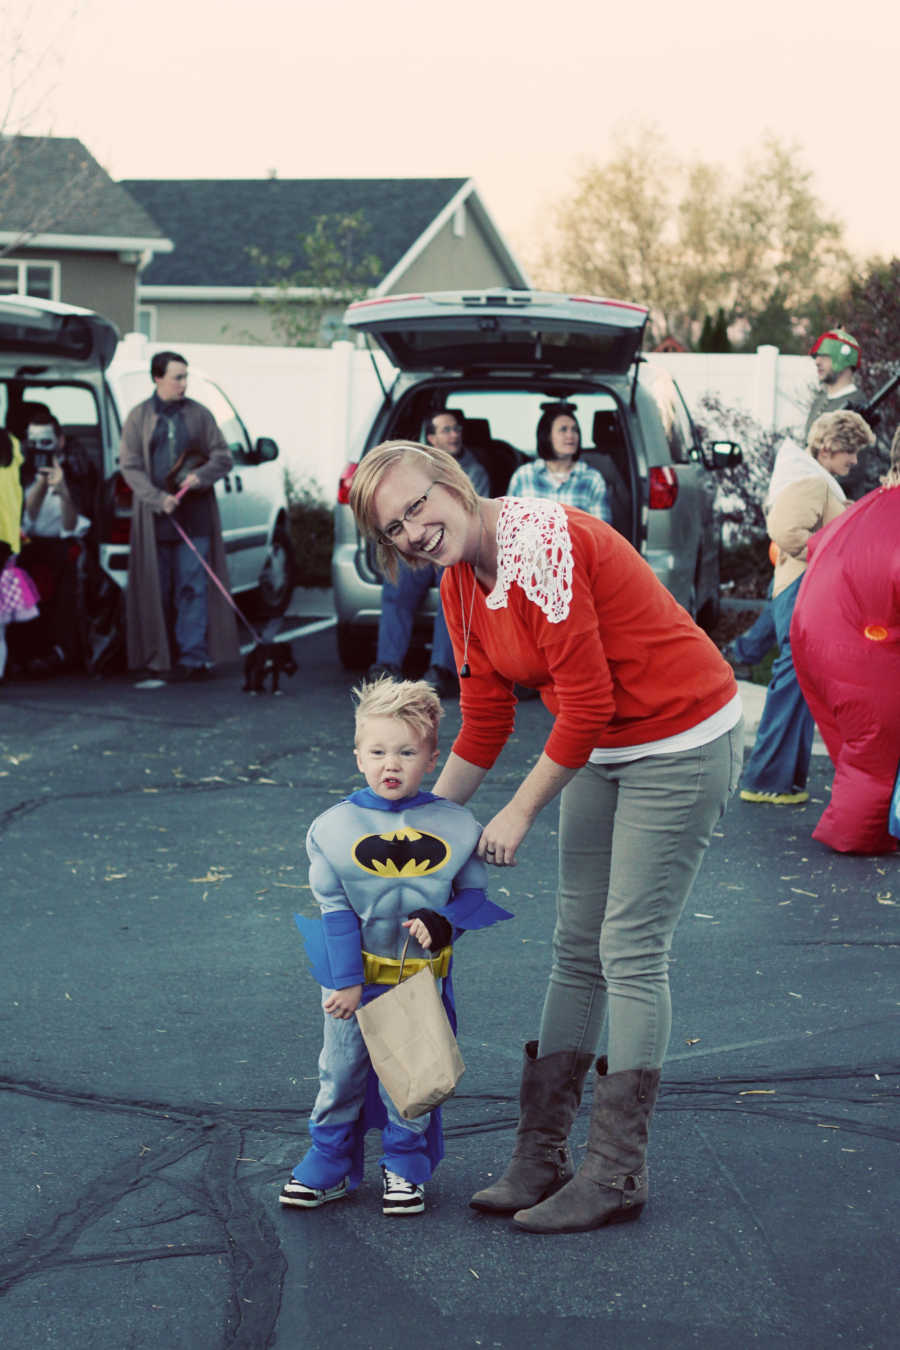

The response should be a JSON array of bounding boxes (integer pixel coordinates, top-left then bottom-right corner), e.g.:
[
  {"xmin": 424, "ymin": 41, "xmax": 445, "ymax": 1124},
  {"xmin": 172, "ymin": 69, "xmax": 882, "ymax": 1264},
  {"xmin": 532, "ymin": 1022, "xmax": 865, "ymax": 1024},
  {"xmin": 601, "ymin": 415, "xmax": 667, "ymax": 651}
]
[
  {"xmin": 0, "ymin": 137, "xmax": 170, "ymax": 248},
  {"xmin": 119, "ymin": 177, "xmax": 512, "ymax": 288}
]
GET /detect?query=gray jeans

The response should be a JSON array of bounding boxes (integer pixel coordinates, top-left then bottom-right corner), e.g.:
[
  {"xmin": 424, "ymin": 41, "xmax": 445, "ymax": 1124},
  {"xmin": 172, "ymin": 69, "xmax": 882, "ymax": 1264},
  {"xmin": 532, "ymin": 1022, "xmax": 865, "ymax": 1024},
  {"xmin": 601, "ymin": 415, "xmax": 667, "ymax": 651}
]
[{"xmin": 538, "ymin": 721, "xmax": 744, "ymax": 1072}]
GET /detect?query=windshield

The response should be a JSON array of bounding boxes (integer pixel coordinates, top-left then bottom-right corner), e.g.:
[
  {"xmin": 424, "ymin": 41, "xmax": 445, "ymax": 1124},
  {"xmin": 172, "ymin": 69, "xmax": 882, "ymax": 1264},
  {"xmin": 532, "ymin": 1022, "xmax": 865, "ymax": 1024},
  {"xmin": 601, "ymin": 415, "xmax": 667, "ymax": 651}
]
[{"xmin": 436, "ymin": 388, "xmax": 620, "ymax": 456}]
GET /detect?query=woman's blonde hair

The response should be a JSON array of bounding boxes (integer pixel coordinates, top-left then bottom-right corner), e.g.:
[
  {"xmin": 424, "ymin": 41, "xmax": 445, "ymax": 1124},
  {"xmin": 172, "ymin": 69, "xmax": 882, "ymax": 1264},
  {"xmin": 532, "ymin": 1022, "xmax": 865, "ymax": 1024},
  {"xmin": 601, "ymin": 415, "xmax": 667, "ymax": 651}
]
[
  {"xmin": 353, "ymin": 675, "xmax": 444, "ymax": 749},
  {"xmin": 807, "ymin": 409, "xmax": 875, "ymax": 462},
  {"xmin": 883, "ymin": 425, "xmax": 900, "ymax": 488},
  {"xmin": 348, "ymin": 440, "xmax": 480, "ymax": 581}
]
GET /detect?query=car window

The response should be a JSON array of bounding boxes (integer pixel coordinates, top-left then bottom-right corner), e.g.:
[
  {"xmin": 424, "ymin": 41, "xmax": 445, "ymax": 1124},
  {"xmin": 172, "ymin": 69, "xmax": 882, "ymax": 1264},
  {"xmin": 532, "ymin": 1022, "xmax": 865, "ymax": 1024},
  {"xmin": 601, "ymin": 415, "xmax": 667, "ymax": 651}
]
[
  {"xmin": 446, "ymin": 389, "xmax": 620, "ymax": 456},
  {"xmin": 0, "ymin": 380, "xmax": 103, "ymax": 476},
  {"xmin": 0, "ymin": 380, "xmax": 98, "ymax": 428},
  {"xmin": 646, "ymin": 370, "xmax": 698, "ymax": 465},
  {"xmin": 112, "ymin": 370, "xmax": 153, "ymax": 417},
  {"xmin": 188, "ymin": 374, "xmax": 252, "ymax": 463}
]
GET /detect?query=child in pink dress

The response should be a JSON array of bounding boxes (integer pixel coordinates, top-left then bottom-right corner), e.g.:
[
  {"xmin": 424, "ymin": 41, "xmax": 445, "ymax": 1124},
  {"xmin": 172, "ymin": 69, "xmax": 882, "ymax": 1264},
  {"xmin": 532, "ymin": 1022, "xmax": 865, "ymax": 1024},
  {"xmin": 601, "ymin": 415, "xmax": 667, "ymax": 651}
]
[{"xmin": 0, "ymin": 545, "xmax": 40, "ymax": 678}]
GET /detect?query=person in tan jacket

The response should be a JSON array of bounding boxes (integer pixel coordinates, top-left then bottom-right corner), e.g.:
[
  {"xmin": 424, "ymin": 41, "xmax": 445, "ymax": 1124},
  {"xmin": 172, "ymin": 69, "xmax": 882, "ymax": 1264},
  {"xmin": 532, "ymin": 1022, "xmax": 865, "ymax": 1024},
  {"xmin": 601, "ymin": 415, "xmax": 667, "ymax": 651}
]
[{"xmin": 740, "ymin": 411, "xmax": 875, "ymax": 805}]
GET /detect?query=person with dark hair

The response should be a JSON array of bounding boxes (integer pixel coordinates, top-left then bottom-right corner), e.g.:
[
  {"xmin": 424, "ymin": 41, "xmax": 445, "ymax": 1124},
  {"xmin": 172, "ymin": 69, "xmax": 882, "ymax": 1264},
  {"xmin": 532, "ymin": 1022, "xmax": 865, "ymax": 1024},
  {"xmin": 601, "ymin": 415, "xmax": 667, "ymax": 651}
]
[
  {"xmin": 349, "ymin": 440, "xmax": 742, "ymax": 1236},
  {"xmin": 8, "ymin": 414, "xmax": 96, "ymax": 674},
  {"xmin": 118, "ymin": 352, "xmax": 238, "ymax": 681},
  {"xmin": 368, "ymin": 410, "xmax": 489, "ymax": 698},
  {"xmin": 506, "ymin": 404, "xmax": 611, "ymax": 520}
]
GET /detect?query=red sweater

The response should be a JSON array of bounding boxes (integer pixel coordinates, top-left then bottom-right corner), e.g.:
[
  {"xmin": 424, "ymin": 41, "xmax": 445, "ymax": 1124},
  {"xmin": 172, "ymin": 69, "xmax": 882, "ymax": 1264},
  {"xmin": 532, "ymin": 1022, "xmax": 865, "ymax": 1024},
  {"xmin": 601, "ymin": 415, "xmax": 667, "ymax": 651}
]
[{"xmin": 442, "ymin": 506, "xmax": 736, "ymax": 771}]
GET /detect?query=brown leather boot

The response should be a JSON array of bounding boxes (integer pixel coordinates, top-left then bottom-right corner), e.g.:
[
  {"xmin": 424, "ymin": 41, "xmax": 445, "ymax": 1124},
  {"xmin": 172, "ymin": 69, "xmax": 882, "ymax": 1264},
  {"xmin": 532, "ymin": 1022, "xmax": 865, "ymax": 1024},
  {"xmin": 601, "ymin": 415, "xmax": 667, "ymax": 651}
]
[
  {"xmin": 512, "ymin": 1056, "xmax": 661, "ymax": 1234},
  {"xmin": 469, "ymin": 1041, "xmax": 594, "ymax": 1213}
]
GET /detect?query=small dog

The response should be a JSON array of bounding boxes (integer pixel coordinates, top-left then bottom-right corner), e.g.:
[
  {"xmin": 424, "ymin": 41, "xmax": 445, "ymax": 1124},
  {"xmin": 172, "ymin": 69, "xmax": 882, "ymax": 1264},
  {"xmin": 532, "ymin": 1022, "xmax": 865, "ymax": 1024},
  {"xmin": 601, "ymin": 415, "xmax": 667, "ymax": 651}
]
[{"xmin": 243, "ymin": 640, "xmax": 298, "ymax": 694}]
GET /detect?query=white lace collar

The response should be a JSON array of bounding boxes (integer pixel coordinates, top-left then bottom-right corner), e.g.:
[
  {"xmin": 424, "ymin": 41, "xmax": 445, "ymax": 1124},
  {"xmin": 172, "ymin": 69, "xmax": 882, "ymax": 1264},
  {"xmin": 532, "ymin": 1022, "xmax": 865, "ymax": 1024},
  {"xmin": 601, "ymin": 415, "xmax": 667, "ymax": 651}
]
[{"xmin": 486, "ymin": 497, "xmax": 573, "ymax": 623}]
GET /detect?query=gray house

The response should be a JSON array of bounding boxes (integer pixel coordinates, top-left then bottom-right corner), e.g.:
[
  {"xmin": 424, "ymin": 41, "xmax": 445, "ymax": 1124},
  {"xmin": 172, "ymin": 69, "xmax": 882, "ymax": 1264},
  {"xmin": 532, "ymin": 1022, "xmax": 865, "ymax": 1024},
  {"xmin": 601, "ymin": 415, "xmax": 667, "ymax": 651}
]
[
  {"xmin": 120, "ymin": 176, "xmax": 529, "ymax": 344},
  {"xmin": 0, "ymin": 136, "xmax": 172, "ymax": 335}
]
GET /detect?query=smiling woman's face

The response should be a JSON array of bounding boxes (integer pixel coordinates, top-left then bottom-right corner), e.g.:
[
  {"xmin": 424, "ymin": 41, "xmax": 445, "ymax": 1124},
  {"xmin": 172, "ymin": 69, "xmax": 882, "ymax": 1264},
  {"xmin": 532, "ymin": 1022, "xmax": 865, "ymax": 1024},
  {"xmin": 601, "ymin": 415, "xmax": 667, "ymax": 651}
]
[{"xmin": 372, "ymin": 457, "xmax": 476, "ymax": 568}]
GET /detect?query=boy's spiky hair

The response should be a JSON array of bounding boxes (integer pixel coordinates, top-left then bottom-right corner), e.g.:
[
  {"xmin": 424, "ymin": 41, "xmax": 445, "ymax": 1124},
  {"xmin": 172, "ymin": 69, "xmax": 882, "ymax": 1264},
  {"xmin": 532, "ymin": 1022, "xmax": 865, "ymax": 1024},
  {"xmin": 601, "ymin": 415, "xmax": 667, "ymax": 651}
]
[{"xmin": 353, "ymin": 676, "xmax": 444, "ymax": 747}]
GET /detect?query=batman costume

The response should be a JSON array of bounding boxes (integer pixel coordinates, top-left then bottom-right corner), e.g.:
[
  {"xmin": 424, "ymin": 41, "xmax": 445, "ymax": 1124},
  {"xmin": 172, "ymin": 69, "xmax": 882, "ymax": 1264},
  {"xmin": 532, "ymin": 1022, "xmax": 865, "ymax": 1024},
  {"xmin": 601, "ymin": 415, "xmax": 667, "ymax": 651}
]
[{"xmin": 292, "ymin": 787, "xmax": 513, "ymax": 1191}]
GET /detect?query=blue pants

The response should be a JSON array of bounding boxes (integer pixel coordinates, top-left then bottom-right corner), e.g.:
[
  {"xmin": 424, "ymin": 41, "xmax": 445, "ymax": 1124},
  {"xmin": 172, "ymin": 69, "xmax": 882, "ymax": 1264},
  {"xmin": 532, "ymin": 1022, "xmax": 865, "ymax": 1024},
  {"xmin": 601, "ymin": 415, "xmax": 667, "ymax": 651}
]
[
  {"xmin": 733, "ymin": 595, "xmax": 776, "ymax": 665},
  {"xmin": 294, "ymin": 996, "xmax": 432, "ymax": 1190},
  {"xmin": 156, "ymin": 537, "xmax": 210, "ymax": 668},
  {"xmin": 741, "ymin": 577, "xmax": 814, "ymax": 793},
  {"xmin": 376, "ymin": 560, "xmax": 454, "ymax": 672}
]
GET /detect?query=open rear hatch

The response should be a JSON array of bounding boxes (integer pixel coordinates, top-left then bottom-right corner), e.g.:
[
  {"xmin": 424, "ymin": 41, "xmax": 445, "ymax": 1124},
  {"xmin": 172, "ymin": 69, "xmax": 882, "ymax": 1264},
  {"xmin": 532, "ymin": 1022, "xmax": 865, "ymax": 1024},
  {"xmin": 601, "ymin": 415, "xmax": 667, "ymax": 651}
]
[
  {"xmin": 344, "ymin": 290, "xmax": 648, "ymax": 377},
  {"xmin": 0, "ymin": 295, "xmax": 119, "ymax": 370}
]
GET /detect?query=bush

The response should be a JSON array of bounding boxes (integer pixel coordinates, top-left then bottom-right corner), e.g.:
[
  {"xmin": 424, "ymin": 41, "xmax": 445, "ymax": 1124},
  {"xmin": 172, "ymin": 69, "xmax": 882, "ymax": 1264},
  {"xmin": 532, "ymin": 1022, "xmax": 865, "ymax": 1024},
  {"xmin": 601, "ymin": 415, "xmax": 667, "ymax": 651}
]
[
  {"xmin": 695, "ymin": 393, "xmax": 782, "ymax": 554},
  {"xmin": 284, "ymin": 470, "xmax": 333, "ymax": 588}
]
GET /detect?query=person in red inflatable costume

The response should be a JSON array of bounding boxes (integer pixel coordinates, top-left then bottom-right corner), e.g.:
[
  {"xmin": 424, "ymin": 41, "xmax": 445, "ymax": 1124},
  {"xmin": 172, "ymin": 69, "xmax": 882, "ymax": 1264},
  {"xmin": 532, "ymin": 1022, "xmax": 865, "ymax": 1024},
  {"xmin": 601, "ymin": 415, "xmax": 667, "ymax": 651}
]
[{"xmin": 791, "ymin": 425, "xmax": 900, "ymax": 854}]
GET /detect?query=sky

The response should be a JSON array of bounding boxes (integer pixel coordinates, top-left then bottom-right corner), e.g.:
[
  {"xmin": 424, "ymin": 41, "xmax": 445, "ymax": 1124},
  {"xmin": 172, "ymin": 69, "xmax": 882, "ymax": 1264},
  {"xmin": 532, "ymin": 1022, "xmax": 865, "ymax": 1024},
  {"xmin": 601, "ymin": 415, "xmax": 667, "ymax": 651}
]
[{"xmin": 5, "ymin": 0, "xmax": 899, "ymax": 272}]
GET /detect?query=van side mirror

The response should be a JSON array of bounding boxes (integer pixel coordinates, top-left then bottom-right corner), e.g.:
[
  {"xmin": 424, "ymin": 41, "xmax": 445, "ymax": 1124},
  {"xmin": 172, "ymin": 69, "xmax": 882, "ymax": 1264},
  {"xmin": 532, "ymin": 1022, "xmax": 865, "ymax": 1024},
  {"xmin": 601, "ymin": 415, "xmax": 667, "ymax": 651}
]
[
  {"xmin": 702, "ymin": 439, "xmax": 742, "ymax": 470},
  {"xmin": 254, "ymin": 436, "xmax": 279, "ymax": 463}
]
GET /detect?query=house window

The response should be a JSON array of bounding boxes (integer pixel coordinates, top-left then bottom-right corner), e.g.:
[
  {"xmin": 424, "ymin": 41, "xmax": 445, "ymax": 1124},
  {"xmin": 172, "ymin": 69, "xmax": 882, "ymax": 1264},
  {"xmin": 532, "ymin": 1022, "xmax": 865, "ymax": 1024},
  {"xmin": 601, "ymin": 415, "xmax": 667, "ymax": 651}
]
[
  {"xmin": 0, "ymin": 259, "xmax": 60, "ymax": 300},
  {"xmin": 453, "ymin": 204, "xmax": 466, "ymax": 239},
  {"xmin": 136, "ymin": 306, "xmax": 157, "ymax": 340}
]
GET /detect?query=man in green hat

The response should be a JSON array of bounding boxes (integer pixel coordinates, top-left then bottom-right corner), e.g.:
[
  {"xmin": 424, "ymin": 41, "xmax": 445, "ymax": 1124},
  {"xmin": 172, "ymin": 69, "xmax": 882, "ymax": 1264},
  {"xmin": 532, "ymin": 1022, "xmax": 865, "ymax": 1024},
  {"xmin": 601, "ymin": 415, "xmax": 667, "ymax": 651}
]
[{"xmin": 804, "ymin": 329, "xmax": 868, "ymax": 498}]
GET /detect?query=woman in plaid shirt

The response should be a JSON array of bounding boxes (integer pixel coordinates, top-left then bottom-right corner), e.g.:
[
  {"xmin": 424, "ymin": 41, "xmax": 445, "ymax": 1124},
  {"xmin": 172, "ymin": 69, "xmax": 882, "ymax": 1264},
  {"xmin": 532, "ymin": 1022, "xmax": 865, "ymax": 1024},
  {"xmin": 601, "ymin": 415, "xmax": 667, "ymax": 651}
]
[{"xmin": 507, "ymin": 403, "xmax": 611, "ymax": 522}]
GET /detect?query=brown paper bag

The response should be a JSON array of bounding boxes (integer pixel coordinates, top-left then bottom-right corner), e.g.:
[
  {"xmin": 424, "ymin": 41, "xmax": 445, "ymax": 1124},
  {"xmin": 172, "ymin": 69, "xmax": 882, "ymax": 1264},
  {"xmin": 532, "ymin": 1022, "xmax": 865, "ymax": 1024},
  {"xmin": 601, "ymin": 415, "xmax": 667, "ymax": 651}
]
[{"xmin": 355, "ymin": 943, "xmax": 465, "ymax": 1120}]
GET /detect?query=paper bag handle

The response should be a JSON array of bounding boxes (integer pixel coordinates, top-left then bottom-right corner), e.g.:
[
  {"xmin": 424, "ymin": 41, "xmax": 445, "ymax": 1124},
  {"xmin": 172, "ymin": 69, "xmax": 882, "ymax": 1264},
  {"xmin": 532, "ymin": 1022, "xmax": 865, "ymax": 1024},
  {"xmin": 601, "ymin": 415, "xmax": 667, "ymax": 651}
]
[{"xmin": 397, "ymin": 934, "xmax": 435, "ymax": 984}]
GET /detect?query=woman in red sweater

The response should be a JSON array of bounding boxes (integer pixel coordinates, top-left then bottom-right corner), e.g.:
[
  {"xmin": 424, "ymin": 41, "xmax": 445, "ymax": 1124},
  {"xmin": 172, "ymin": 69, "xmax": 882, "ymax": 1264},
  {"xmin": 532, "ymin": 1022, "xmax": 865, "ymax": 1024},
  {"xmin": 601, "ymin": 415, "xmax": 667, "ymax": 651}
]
[{"xmin": 350, "ymin": 441, "xmax": 743, "ymax": 1235}]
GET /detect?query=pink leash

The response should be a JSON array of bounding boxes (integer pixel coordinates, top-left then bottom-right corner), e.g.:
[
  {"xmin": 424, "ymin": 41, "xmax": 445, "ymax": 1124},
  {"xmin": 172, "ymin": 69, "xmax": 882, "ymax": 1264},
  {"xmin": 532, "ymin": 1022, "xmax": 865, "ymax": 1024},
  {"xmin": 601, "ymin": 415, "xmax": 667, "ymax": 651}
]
[{"xmin": 170, "ymin": 483, "xmax": 263, "ymax": 646}]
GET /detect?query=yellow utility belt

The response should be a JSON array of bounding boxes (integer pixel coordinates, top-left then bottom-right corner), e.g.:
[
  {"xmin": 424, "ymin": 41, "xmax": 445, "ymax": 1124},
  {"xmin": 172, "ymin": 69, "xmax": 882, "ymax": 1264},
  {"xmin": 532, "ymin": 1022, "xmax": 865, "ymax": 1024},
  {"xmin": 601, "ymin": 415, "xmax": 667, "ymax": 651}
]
[{"xmin": 362, "ymin": 946, "xmax": 452, "ymax": 985}]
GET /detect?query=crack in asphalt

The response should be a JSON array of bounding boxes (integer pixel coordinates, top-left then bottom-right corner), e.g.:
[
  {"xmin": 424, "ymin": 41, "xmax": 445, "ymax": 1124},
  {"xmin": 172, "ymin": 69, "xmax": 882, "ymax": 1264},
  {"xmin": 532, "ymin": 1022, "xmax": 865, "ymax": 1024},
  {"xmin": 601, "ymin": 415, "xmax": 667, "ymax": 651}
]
[
  {"xmin": 2, "ymin": 1059, "xmax": 896, "ymax": 1346},
  {"xmin": 1, "ymin": 1082, "xmax": 289, "ymax": 1350},
  {"xmin": 0, "ymin": 769, "xmax": 341, "ymax": 836}
]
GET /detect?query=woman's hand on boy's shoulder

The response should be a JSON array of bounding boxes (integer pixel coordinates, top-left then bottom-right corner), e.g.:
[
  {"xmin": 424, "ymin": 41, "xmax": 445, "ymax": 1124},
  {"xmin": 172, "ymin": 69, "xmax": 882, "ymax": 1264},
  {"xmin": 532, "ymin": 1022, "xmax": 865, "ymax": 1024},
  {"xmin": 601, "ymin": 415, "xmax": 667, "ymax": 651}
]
[{"xmin": 324, "ymin": 984, "xmax": 363, "ymax": 1019}]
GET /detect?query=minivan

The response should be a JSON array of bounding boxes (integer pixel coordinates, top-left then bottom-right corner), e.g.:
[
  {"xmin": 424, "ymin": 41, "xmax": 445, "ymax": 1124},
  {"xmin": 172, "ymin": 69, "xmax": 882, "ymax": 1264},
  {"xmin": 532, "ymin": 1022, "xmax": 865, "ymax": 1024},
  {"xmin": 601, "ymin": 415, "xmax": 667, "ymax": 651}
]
[
  {"xmin": 331, "ymin": 289, "xmax": 740, "ymax": 669},
  {"xmin": 0, "ymin": 295, "xmax": 294, "ymax": 622}
]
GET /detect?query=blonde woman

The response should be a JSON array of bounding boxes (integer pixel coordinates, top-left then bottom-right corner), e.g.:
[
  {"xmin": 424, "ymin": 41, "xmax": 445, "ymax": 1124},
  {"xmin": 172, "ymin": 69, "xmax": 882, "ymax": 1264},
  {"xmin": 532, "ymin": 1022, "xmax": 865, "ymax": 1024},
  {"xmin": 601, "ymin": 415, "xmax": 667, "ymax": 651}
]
[
  {"xmin": 349, "ymin": 440, "xmax": 742, "ymax": 1236},
  {"xmin": 740, "ymin": 410, "xmax": 875, "ymax": 806}
]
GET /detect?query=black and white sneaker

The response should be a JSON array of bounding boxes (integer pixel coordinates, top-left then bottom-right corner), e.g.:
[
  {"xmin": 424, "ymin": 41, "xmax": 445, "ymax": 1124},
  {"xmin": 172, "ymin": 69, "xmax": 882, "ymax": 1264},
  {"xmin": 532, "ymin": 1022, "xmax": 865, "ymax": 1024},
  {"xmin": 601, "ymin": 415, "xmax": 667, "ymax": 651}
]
[
  {"xmin": 279, "ymin": 1175, "xmax": 349, "ymax": 1208},
  {"xmin": 381, "ymin": 1166, "xmax": 425, "ymax": 1216}
]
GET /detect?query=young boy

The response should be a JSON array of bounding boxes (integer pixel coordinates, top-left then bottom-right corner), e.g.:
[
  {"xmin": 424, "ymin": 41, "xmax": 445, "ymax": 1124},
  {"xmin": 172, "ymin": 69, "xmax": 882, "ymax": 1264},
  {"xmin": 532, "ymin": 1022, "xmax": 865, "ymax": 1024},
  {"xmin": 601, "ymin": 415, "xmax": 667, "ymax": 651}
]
[{"xmin": 281, "ymin": 677, "xmax": 511, "ymax": 1217}]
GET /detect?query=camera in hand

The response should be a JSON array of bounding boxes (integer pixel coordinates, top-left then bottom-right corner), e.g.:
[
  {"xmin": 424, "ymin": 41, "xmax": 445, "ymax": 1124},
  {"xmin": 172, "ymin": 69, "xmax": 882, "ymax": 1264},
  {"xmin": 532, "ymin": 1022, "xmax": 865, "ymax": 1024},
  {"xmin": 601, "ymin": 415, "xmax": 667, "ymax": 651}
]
[{"xmin": 25, "ymin": 433, "xmax": 58, "ymax": 472}]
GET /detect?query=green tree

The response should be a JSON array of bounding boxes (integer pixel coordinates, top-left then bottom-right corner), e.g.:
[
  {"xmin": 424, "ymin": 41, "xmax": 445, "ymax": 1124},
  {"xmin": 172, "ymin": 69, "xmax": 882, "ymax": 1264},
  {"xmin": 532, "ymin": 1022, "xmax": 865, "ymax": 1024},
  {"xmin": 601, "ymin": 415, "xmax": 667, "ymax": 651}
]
[
  {"xmin": 535, "ymin": 124, "xmax": 853, "ymax": 348},
  {"xmin": 721, "ymin": 133, "xmax": 849, "ymax": 323},
  {"xmin": 248, "ymin": 211, "xmax": 382, "ymax": 347}
]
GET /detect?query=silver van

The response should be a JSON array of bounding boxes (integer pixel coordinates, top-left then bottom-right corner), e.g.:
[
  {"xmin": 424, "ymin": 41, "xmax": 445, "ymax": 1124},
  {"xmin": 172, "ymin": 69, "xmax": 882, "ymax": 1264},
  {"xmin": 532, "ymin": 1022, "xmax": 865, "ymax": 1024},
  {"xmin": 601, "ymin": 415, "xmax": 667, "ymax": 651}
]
[
  {"xmin": 0, "ymin": 295, "xmax": 294, "ymax": 616},
  {"xmin": 331, "ymin": 289, "xmax": 740, "ymax": 668}
]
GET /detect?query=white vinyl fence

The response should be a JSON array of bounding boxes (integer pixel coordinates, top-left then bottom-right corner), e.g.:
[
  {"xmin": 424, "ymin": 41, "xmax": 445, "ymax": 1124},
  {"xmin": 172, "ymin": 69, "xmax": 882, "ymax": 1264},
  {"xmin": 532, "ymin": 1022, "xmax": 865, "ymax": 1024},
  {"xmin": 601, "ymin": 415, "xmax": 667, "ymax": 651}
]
[{"xmin": 115, "ymin": 335, "xmax": 818, "ymax": 503}]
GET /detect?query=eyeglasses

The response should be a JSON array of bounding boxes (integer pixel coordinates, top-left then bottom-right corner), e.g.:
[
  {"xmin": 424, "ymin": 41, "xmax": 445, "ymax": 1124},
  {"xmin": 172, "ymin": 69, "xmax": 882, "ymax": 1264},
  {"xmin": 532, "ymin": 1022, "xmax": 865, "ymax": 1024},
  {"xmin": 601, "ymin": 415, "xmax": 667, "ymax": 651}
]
[{"xmin": 379, "ymin": 484, "xmax": 437, "ymax": 544}]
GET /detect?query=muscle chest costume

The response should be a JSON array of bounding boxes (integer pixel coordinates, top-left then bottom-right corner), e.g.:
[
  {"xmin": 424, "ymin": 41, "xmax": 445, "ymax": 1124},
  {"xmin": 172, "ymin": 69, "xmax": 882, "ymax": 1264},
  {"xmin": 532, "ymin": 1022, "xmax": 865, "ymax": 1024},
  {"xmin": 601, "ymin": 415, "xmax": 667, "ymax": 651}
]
[{"xmin": 292, "ymin": 788, "xmax": 512, "ymax": 1189}]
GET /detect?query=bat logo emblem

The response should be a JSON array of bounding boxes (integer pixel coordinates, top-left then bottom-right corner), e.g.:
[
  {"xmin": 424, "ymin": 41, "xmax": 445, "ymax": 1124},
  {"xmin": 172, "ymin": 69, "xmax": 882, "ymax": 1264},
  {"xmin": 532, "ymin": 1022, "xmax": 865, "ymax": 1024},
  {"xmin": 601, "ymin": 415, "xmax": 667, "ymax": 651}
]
[{"xmin": 353, "ymin": 826, "xmax": 450, "ymax": 877}]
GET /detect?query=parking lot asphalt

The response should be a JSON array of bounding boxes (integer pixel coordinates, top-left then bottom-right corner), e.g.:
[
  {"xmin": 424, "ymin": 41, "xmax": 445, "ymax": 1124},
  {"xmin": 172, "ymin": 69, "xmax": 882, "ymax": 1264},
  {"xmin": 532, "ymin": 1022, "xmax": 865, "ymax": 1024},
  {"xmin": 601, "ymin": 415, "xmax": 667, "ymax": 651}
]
[{"xmin": 1, "ymin": 614, "xmax": 897, "ymax": 1350}]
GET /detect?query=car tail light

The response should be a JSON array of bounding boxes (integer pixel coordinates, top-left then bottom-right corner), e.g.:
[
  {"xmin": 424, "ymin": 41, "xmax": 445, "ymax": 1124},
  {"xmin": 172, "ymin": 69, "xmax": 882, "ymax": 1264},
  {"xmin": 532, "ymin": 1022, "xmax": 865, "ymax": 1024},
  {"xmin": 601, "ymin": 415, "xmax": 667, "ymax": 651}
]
[
  {"xmin": 337, "ymin": 461, "xmax": 358, "ymax": 505},
  {"xmin": 649, "ymin": 465, "xmax": 678, "ymax": 509},
  {"xmin": 108, "ymin": 473, "xmax": 132, "ymax": 544}
]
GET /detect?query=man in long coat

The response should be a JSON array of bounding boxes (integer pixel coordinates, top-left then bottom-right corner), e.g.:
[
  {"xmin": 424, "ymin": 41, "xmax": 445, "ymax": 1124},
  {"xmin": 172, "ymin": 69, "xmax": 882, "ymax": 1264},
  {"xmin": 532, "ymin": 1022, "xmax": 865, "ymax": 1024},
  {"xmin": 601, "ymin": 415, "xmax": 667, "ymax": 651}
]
[{"xmin": 119, "ymin": 350, "xmax": 239, "ymax": 679}]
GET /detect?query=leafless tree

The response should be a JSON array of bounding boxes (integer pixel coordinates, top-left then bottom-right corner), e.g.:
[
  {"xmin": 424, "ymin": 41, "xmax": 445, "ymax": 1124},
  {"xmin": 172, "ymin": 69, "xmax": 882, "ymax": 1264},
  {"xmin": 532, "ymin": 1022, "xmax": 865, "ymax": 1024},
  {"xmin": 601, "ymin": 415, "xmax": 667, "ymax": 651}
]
[{"xmin": 0, "ymin": 1, "xmax": 92, "ymax": 260}]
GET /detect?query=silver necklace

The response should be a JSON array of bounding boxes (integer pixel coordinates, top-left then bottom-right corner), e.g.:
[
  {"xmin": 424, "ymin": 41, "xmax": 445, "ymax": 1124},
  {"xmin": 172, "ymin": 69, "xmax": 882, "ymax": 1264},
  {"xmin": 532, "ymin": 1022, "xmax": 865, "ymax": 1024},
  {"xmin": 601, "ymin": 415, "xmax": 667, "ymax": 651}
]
[{"xmin": 456, "ymin": 517, "xmax": 483, "ymax": 679}]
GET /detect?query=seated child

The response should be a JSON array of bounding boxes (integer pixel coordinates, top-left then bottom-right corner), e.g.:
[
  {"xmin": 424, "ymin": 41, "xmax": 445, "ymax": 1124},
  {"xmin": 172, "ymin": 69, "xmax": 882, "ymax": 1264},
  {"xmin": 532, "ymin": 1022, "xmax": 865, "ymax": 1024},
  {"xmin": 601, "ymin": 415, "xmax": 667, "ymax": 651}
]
[{"xmin": 282, "ymin": 676, "xmax": 512, "ymax": 1217}]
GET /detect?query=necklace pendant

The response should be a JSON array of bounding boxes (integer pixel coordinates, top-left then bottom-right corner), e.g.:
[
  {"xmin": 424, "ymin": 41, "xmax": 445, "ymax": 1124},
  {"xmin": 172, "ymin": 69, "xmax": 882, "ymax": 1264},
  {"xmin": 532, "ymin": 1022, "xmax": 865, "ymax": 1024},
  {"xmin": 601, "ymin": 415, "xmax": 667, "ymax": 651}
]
[{"xmin": 459, "ymin": 662, "xmax": 471, "ymax": 679}]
